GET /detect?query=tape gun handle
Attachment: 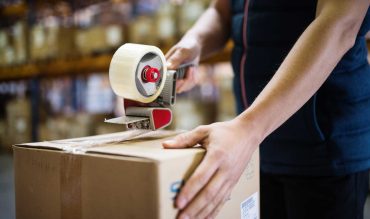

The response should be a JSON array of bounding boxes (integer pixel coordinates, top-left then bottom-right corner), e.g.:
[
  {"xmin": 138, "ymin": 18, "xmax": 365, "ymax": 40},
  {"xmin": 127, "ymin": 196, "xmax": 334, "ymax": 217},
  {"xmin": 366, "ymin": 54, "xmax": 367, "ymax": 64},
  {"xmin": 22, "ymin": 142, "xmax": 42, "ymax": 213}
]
[{"xmin": 176, "ymin": 63, "xmax": 194, "ymax": 80}]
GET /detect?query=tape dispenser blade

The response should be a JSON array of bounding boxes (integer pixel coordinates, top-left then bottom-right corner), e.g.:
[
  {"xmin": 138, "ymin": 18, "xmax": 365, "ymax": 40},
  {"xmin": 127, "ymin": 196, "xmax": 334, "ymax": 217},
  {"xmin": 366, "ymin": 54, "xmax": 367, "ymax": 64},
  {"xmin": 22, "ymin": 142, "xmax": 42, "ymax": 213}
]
[{"xmin": 104, "ymin": 116, "xmax": 151, "ymax": 130}]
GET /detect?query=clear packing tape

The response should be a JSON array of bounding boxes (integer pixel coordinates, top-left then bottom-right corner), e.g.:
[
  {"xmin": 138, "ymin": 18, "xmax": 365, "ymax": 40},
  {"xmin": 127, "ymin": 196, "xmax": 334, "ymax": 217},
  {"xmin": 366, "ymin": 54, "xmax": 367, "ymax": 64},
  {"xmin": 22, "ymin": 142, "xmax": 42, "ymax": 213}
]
[
  {"xmin": 106, "ymin": 43, "xmax": 184, "ymax": 130},
  {"xmin": 109, "ymin": 43, "xmax": 167, "ymax": 103},
  {"xmin": 17, "ymin": 130, "xmax": 182, "ymax": 154}
]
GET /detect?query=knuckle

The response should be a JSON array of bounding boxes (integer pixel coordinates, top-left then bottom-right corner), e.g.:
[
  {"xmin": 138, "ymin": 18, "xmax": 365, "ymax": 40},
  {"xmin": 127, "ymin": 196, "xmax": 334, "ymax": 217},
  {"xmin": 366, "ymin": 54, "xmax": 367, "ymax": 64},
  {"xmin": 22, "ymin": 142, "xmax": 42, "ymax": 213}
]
[
  {"xmin": 180, "ymin": 135, "xmax": 190, "ymax": 146},
  {"xmin": 177, "ymin": 47, "xmax": 189, "ymax": 54},
  {"xmin": 197, "ymin": 204, "xmax": 214, "ymax": 219},
  {"xmin": 176, "ymin": 133, "xmax": 193, "ymax": 147},
  {"xmin": 210, "ymin": 149, "xmax": 226, "ymax": 162},
  {"xmin": 224, "ymin": 155, "xmax": 234, "ymax": 168},
  {"xmin": 203, "ymin": 188, "xmax": 214, "ymax": 202},
  {"xmin": 175, "ymin": 134, "xmax": 186, "ymax": 143},
  {"xmin": 230, "ymin": 176, "xmax": 239, "ymax": 187},
  {"xmin": 184, "ymin": 134, "xmax": 196, "ymax": 147},
  {"xmin": 195, "ymin": 125, "xmax": 208, "ymax": 135},
  {"xmin": 196, "ymin": 174, "xmax": 208, "ymax": 187}
]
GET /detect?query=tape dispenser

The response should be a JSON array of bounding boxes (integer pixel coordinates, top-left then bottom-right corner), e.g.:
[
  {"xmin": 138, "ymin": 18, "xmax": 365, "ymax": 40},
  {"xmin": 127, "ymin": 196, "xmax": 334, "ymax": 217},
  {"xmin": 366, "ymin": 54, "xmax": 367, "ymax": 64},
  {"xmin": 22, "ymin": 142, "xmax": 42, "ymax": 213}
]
[{"xmin": 105, "ymin": 43, "xmax": 191, "ymax": 130}]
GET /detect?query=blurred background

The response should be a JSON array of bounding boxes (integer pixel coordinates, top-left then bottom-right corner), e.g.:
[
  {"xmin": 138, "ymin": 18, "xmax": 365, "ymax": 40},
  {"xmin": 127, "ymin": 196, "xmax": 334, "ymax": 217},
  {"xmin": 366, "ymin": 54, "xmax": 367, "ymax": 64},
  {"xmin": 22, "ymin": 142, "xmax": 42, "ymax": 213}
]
[
  {"xmin": 1, "ymin": 1, "xmax": 370, "ymax": 219},
  {"xmin": 0, "ymin": 0, "xmax": 236, "ymax": 218}
]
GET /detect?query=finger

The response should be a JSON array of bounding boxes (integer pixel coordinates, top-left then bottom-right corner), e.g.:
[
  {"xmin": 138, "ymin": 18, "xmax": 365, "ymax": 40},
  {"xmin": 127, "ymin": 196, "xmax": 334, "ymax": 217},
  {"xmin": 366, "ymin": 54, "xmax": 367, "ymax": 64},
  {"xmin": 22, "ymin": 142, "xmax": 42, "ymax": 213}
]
[
  {"xmin": 177, "ymin": 67, "xmax": 195, "ymax": 93},
  {"xmin": 195, "ymin": 179, "xmax": 231, "ymax": 219},
  {"xmin": 205, "ymin": 191, "xmax": 232, "ymax": 219},
  {"xmin": 175, "ymin": 150, "xmax": 222, "ymax": 210},
  {"xmin": 179, "ymin": 171, "xmax": 229, "ymax": 219},
  {"xmin": 165, "ymin": 46, "xmax": 176, "ymax": 60},
  {"xmin": 166, "ymin": 49, "xmax": 186, "ymax": 70},
  {"xmin": 165, "ymin": 48, "xmax": 178, "ymax": 70},
  {"xmin": 176, "ymin": 80, "xmax": 185, "ymax": 93},
  {"xmin": 162, "ymin": 126, "xmax": 208, "ymax": 149}
]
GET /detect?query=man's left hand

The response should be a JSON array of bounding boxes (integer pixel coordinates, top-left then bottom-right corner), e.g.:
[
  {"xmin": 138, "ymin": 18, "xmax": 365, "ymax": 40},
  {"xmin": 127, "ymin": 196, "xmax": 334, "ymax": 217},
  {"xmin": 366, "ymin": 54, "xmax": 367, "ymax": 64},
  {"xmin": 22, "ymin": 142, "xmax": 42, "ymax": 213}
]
[{"xmin": 163, "ymin": 119, "xmax": 259, "ymax": 219}]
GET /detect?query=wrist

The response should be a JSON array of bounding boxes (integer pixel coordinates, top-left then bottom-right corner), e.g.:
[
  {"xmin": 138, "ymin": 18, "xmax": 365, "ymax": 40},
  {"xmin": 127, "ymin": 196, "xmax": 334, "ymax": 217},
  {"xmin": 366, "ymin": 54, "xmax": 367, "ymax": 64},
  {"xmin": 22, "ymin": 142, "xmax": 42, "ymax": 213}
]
[
  {"xmin": 183, "ymin": 29, "xmax": 204, "ymax": 50},
  {"xmin": 232, "ymin": 110, "xmax": 266, "ymax": 147}
]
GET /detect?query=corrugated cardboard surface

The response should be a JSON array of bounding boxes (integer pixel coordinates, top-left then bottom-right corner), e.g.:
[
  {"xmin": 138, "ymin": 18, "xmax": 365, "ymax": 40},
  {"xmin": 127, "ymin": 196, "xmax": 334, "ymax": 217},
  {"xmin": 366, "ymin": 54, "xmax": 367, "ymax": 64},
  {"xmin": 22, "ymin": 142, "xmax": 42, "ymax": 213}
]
[{"xmin": 14, "ymin": 130, "xmax": 259, "ymax": 219}]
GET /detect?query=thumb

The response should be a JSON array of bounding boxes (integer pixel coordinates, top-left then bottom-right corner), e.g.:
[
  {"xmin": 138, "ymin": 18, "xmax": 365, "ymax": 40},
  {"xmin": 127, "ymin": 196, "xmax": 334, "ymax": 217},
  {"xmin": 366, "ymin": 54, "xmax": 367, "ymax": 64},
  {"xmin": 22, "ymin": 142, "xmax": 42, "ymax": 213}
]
[{"xmin": 163, "ymin": 126, "xmax": 208, "ymax": 149}]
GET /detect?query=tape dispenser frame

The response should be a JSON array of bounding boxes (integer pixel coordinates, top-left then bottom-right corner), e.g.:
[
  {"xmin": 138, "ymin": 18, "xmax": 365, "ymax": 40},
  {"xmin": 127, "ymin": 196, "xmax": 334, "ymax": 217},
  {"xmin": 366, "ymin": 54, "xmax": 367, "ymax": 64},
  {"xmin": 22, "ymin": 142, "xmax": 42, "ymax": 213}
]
[{"xmin": 105, "ymin": 43, "xmax": 191, "ymax": 130}]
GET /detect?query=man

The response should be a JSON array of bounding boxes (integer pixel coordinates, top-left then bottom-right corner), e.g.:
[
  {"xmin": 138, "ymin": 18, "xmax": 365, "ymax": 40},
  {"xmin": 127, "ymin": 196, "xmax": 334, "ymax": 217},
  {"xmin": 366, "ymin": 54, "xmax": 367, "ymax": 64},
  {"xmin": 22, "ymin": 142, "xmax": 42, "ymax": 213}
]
[{"xmin": 162, "ymin": 0, "xmax": 370, "ymax": 218}]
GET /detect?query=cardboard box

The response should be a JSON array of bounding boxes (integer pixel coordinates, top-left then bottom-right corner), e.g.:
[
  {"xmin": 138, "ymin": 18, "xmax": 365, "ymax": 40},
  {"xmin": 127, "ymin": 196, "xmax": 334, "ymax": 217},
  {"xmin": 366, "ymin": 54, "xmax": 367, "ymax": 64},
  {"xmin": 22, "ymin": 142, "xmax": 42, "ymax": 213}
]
[
  {"xmin": 57, "ymin": 27, "xmax": 76, "ymax": 58},
  {"xmin": 128, "ymin": 16, "xmax": 158, "ymax": 45},
  {"xmin": 14, "ymin": 130, "xmax": 259, "ymax": 219},
  {"xmin": 30, "ymin": 24, "xmax": 50, "ymax": 60},
  {"xmin": 75, "ymin": 25, "xmax": 123, "ymax": 55},
  {"xmin": 30, "ymin": 25, "xmax": 75, "ymax": 60},
  {"xmin": 11, "ymin": 21, "xmax": 27, "ymax": 64},
  {"xmin": 6, "ymin": 98, "xmax": 32, "ymax": 146}
]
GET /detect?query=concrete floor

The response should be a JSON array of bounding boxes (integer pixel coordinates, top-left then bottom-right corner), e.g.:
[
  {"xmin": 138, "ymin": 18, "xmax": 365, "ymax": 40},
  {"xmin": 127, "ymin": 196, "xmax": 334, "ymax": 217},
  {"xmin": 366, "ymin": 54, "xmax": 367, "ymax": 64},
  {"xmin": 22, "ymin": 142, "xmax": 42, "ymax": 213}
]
[
  {"xmin": 1, "ymin": 152, "xmax": 370, "ymax": 219},
  {"xmin": 366, "ymin": 197, "xmax": 370, "ymax": 219},
  {"xmin": 0, "ymin": 153, "xmax": 15, "ymax": 219}
]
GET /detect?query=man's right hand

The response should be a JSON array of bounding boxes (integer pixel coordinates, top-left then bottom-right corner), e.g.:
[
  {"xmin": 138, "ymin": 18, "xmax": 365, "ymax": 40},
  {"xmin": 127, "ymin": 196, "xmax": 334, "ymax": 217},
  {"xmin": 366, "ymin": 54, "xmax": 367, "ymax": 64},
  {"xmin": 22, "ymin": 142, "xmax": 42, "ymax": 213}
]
[
  {"xmin": 165, "ymin": 37, "xmax": 201, "ymax": 93},
  {"xmin": 165, "ymin": 0, "xmax": 231, "ymax": 94}
]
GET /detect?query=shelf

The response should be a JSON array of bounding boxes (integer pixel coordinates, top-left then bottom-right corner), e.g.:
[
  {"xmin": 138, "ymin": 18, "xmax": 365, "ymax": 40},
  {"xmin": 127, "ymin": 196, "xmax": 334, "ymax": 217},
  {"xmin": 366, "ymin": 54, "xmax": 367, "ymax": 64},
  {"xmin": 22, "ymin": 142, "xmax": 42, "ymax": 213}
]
[
  {"xmin": 0, "ymin": 54, "xmax": 111, "ymax": 81},
  {"xmin": 0, "ymin": 3, "xmax": 27, "ymax": 18},
  {"xmin": 2, "ymin": 38, "xmax": 369, "ymax": 81},
  {"xmin": 0, "ymin": 42, "xmax": 232, "ymax": 81}
]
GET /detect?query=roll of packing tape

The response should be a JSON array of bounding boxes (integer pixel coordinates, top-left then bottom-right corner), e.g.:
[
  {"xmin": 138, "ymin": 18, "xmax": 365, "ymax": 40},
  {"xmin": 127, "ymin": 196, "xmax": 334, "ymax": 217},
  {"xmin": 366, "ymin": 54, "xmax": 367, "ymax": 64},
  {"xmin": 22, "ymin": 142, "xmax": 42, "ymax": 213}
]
[{"xmin": 109, "ymin": 43, "xmax": 167, "ymax": 103}]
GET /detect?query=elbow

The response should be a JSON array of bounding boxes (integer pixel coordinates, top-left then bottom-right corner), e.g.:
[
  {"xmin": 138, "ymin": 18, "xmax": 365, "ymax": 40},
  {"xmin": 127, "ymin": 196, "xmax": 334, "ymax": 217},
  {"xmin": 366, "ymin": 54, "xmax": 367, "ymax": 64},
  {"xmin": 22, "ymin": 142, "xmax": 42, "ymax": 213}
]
[
  {"xmin": 316, "ymin": 11, "xmax": 363, "ymax": 51},
  {"xmin": 338, "ymin": 17, "xmax": 359, "ymax": 50},
  {"xmin": 314, "ymin": 0, "xmax": 369, "ymax": 52}
]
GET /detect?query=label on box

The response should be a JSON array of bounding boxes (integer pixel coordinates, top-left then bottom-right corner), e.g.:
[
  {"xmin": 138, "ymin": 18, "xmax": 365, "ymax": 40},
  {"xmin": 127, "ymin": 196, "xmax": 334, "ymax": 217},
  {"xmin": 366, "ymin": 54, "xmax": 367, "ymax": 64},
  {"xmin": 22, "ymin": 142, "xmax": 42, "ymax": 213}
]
[{"xmin": 240, "ymin": 192, "xmax": 258, "ymax": 219}]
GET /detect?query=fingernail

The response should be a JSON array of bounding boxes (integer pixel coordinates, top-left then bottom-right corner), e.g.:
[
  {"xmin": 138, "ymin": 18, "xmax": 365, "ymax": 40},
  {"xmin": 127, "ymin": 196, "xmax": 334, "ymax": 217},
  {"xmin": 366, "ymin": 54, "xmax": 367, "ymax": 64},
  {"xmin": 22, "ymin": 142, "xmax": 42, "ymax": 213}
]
[
  {"xmin": 177, "ymin": 197, "xmax": 187, "ymax": 209},
  {"xmin": 177, "ymin": 88, "xmax": 183, "ymax": 94},
  {"xmin": 164, "ymin": 140, "xmax": 176, "ymax": 146},
  {"xmin": 179, "ymin": 214, "xmax": 189, "ymax": 219}
]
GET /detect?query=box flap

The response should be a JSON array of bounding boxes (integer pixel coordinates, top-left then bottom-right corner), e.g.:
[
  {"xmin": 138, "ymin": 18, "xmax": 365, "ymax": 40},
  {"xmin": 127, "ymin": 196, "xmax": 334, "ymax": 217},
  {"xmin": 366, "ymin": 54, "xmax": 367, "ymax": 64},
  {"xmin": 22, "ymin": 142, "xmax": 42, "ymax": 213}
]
[
  {"xmin": 14, "ymin": 130, "xmax": 204, "ymax": 161},
  {"xmin": 86, "ymin": 137, "xmax": 204, "ymax": 161}
]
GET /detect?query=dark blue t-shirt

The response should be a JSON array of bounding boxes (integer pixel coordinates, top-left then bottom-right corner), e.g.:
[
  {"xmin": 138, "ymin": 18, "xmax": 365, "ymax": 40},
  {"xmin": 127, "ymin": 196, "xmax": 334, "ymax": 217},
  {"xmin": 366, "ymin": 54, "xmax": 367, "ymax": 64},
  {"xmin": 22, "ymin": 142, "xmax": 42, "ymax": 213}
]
[{"xmin": 230, "ymin": 0, "xmax": 370, "ymax": 175}]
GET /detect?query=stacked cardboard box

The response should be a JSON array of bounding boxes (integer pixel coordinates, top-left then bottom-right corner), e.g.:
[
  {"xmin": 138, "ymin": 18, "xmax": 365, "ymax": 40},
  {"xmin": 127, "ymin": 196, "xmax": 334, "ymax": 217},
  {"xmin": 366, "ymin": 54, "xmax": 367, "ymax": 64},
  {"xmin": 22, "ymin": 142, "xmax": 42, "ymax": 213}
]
[
  {"xmin": 155, "ymin": 3, "xmax": 176, "ymax": 47},
  {"xmin": 30, "ymin": 25, "xmax": 76, "ymax": 60},
  {"xmin": 128, "ymin": 16, "xmax": 158, "ymax": 45},
  {"xmin": 178, "ymin": 1, "xmax": 206, "ymax": 35},
  {"xmin": 11, "ymin": 21, "xmax": 27, "ymax": 64},
  {"xmin": 75, "ymin": 25, "xmax": 123, "ymax": 55},
  {"xmin": 0, "ymin": 21, "xmax": 26, "ymax": 66},
  {"xmin": 38, "ymin": 113, "xmax": 107, "ymax": 141},
  {"xmin": 5, "ymin": 98, "xmax": 32, "ymax": 147}
]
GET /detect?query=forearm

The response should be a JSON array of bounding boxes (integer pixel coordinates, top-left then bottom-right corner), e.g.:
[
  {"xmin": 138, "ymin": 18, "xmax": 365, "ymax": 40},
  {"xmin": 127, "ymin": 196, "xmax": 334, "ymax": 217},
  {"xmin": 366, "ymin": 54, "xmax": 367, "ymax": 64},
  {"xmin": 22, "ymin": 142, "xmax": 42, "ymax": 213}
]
[
  {"xmin": 184, "ymin": 0, "xmax": 230, "ymax": 59},
  {"xmin": 237, "ymin": 0, "xmax": 369, "ymax": 143}
]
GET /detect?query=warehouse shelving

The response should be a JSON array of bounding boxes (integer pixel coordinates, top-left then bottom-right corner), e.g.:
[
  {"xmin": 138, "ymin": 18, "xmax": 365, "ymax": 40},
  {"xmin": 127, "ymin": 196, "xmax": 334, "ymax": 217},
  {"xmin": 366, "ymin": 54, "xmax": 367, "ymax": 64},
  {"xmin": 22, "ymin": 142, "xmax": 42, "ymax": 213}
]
[
  {"xmin": 2, "ymin": 38, "xmax": 370, "ymax": 81},
  {"xmin": 1, "ymin": 0, "xmax": 368, "ymax": 143},
  {"xmin": 0, "ymin": 42, "xmax": 232, "ymax": 81},
  {"xmin": 0, "ymin": 2, "xmax": 27, "ymax": 18},
  {"xmin": 0, "ymin": 0, "xmax": 226, "ymax": 143}
]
